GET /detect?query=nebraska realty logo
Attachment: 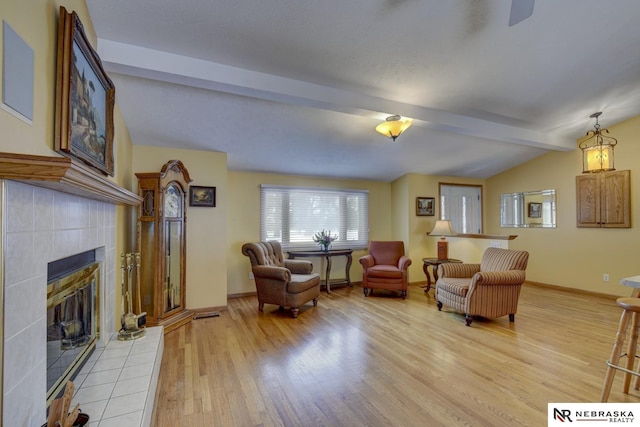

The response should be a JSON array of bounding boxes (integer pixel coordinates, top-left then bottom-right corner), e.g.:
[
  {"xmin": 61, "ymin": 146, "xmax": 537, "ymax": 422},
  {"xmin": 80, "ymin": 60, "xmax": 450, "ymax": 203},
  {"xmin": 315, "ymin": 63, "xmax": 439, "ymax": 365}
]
[{"xmin": 549, "ymin": 403, "xmax": 640, "ymax": 425}]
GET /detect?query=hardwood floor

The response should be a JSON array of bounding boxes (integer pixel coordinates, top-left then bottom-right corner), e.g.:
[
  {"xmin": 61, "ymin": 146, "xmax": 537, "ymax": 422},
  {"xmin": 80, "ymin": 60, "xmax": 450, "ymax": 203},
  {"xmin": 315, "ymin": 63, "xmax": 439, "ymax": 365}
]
[{"xmin": 152, "ymin": 284, "xmax": 639, "ymax": 426}]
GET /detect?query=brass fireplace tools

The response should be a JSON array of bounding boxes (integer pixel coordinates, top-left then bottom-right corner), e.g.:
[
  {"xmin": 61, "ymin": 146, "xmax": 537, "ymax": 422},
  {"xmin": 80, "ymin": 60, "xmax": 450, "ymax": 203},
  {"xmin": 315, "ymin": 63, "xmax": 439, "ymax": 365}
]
[{"xmin": 118, "ymin": 253, "xmax": 147, "ymax": 340}]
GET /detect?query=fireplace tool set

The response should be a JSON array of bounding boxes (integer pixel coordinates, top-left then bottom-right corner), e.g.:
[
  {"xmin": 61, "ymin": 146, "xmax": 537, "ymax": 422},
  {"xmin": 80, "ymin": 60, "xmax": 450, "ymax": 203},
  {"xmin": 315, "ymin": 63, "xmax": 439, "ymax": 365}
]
[{"xmin": 118, "ymin": 253, "xmax": 147, "ymax": 340}]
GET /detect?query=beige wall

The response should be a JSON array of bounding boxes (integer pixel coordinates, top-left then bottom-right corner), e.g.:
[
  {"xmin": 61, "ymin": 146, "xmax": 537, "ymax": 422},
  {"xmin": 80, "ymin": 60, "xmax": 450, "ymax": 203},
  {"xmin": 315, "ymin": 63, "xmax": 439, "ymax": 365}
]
[
  {"xmin": 132, "ymin": 145, "xmax": 228, "ymax": 309},
  {"xmin": 397, "ymin": 173, "xmax": 490, "ymax": 282},
  {"xmin": 227, "ymin": 171, "xmax": 392, "ymax": 295},
  {"xmin": 0, "ymin": 1, "xmax": 95, "ymax": 157},
  {"xmin": 0, "ymin": 1, "xmax": 135, "ymax": 319},
  {"xmin": 486, "ymin": 115, "xmax": 640, "ymax": 296}
]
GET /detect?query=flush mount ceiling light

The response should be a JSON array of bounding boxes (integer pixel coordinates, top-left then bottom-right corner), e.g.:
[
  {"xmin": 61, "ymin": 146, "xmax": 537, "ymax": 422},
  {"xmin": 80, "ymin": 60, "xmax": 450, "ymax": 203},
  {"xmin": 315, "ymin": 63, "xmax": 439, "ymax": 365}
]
[
  {"xmin": 375, "ymin": 115, "xmax": 412, "ymax": 141},
  {"xmin": 579, "ymin": 112, "xmax": 617, "ymax": 173}
]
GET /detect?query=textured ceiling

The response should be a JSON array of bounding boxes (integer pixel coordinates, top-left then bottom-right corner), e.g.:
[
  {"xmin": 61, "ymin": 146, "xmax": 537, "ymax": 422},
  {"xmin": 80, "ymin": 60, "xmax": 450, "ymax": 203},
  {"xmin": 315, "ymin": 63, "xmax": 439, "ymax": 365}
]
[{"xmin": 86, "ymin": 0, "xmax": 640, "ymax": 181}]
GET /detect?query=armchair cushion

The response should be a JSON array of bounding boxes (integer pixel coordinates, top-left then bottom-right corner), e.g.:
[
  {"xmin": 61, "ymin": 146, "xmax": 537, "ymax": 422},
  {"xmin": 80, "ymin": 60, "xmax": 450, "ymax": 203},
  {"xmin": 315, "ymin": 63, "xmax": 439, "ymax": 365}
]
[
  {"xmin": 436, "ymin": 278, "xmax": 471, "ymax": 298},
  {"xmin": 287, "ymin": 274, "xmax": 321, "ymax": 294},
  {"xmin": 367, "ymin": 265, "xmax": 403, "ymax": 279}
]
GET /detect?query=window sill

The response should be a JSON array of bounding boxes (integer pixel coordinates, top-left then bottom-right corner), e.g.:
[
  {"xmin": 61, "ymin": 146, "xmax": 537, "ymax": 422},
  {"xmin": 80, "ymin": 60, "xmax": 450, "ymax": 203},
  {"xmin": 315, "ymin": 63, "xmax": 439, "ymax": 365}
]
[{"xmin": 453, "ymin": 233, "xmax": 517, "ymax": 240}]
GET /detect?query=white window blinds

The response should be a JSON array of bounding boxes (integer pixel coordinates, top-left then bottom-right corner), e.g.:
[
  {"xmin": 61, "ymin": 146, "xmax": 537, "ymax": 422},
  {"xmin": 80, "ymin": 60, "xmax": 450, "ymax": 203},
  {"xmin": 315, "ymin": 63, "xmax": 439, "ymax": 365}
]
[{"xmin": 260, "ymin": 185, "xmax": 369, "ymax": 250}]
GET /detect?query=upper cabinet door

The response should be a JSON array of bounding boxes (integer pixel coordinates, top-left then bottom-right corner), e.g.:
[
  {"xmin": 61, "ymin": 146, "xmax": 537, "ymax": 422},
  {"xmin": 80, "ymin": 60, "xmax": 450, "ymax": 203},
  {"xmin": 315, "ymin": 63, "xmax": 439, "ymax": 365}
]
[
  {"xmin": 576, "ymin": 170, "xmax": 630, "ymax": 228},
  {"xmin": 576, "ymin": 174, "xmax": 600, "ymax": 227},
  {"xmin": 601, "ymin": 170, "xmax": 630, "ymax": 228}
]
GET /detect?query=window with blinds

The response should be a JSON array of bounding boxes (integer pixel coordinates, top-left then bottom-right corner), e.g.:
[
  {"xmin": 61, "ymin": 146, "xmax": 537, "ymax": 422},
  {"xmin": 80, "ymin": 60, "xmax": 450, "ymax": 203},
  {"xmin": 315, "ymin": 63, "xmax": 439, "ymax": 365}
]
[
  {"xmin": 260, "ymin": 185, "xmax": 369, "ymax": 250},
  {"xmin": 439, "ymin": 183, "xmax": 483, "ymax": 234}
]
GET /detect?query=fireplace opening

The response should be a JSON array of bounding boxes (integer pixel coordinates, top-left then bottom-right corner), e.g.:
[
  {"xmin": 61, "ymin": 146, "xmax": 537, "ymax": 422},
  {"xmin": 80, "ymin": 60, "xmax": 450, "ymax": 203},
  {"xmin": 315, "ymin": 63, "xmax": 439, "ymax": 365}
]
[{"xmin": 46, "ymin": 250, "xmax": 100, "ymax": 405}]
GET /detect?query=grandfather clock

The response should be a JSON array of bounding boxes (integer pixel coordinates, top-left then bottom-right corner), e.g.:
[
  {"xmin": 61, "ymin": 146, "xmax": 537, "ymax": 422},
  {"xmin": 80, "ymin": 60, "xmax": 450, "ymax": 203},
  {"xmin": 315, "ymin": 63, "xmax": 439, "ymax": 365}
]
[{"xmin": 136, "ymin": 160, "xmax": 192, "ymax": 333}]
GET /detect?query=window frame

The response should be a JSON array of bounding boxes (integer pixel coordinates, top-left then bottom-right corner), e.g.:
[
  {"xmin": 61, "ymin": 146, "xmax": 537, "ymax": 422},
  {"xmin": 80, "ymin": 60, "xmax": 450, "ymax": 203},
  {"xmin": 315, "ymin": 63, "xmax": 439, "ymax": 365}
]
[
  {"xmin": 438, "ymin": 182, "xmax": 483, "ymax": 234},
  {"xmin": 260, "ymin": 185, "xmax": 369, "ymax": 250}
]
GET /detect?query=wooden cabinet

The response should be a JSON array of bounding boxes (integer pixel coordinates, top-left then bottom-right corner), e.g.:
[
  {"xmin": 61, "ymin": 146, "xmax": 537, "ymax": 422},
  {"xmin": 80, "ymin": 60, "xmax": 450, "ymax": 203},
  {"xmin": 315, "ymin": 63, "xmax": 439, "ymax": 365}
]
[
  {"xmin": 136, "ymin": 160, "xmax": 193, "ymax": 333},
  {"xmin": 576, "ymin": 170, "xmax": 630, "ymax": 228}
]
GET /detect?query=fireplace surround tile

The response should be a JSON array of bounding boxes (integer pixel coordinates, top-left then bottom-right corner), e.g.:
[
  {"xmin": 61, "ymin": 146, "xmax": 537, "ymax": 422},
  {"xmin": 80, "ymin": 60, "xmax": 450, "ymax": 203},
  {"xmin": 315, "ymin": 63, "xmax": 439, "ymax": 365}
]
[
  {"xmin": 70, "ymin": 327, "xmax": 163, "ymax": 426},
  {"xmin": 74, "ymin": 382, "xmax": 116, "ymax": 405},
  {"xmin": 4, "ymin": 274, "xmax": 45, "ymax": 338},
  {"xmin": 6, "ymin": 181, "xmax": 33, "ymax": 232},
  {"xmin": 2, "ymin": 181, "xmax": 119, "ymax": 426}
]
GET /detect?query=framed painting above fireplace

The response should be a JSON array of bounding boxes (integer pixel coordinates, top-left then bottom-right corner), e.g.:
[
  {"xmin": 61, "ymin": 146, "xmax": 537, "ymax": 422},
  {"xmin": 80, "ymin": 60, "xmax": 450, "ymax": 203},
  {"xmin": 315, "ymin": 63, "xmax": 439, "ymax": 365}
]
[{"xmin": 54, "ymin": 6, "xmax": 115, "ymax": 176}]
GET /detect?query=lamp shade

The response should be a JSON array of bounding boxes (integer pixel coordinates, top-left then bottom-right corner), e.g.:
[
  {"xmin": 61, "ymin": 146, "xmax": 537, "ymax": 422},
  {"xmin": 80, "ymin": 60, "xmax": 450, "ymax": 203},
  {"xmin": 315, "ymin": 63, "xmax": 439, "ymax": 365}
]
[
  {"xmin": 578, "ymin": 112, "xmax": 617, "ymax": 173},
  {"xmin": 375, "ymin": 115, "xmax": 412, "ymax": 141},
  {"xmin": 429, "ymin": 220, "xmax": 457, "ymax": 236},
  {"xmin": 582, "ymin": 144, "xmax": 614, "ymax": 173}
]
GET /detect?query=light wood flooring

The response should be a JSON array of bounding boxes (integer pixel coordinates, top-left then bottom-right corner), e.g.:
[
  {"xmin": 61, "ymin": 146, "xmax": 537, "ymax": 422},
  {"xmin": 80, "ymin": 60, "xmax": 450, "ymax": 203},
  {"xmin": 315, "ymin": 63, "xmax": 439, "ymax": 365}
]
[{"xmin": 152, "ymin": 284, "xmax": 639, "ymax": 426}]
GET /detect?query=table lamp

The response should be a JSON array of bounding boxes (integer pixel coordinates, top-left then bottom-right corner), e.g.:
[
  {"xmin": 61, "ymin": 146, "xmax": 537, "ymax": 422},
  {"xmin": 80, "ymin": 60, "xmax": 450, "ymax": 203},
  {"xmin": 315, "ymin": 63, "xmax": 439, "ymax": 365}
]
[{"xmin": 428, "ymin": 220, "xmax": 457, "ymax": 260}]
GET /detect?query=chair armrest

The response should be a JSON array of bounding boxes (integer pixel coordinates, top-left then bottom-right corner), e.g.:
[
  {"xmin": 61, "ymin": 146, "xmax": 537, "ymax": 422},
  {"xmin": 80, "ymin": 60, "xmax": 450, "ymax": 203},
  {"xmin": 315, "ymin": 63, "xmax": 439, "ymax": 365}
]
[
  {"xmin": 472, "ymin": 270, "xmax": 526, "ymax": 286},
  {"xmin": 252, "ymin": 265, "xmax": 291, "ymax": 282},
  {"xmin": 398, "ymin": 256, "xmax": 412, "ymax": 271},
  {"xmin": 359, "ymin": 255, "xmax": 375, "ymax": 269},
  {"xmin": 439, "ymin": 263, "xmax": 480, "ymax": 278},
  {"xmin": 284, "ymin": 259, "xmax": 313, "ymax": 274}
]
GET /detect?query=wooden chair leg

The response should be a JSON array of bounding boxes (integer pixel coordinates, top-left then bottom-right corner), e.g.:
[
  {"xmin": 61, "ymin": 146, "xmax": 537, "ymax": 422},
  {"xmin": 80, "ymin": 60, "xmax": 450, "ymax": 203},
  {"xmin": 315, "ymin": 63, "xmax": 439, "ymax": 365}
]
[
  {"xmin": 465, "ymin": 314, "xmax": 473, "ymax": 326},
  {"xmin": 601, "ymin": 310, "xmax": 632, "ymax": 402},
  {"xmin": 624, "ymin": 312, "xmax": 640, "ymax": 393}
]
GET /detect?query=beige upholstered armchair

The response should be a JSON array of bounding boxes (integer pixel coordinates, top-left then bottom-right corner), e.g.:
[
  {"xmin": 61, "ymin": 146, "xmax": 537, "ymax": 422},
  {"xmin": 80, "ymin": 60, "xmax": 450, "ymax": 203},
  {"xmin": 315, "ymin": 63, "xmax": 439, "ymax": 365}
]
[
  {"xmin": 241, "ymin": 241, "xmax": 321, "ymax": 318},
  {"xmin": 435, "ymin": 247, "xmax": 529, "ymax": 326},
  {"xmin": 359, "ymin": 241, "xmax": 412, "ymax": 299}
]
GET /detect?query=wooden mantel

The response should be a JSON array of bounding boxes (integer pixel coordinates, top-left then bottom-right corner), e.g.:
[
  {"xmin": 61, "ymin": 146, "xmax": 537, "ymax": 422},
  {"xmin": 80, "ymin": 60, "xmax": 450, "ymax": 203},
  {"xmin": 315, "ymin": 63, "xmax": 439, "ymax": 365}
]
[{"xmin": 0, "ymin": 152, "xmax": 141, "ymax": 205}]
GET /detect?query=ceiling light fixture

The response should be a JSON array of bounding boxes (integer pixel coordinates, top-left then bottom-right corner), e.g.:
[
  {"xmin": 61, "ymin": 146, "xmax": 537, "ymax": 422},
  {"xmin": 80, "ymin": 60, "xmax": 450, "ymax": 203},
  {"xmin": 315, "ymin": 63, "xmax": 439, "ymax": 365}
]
[
  {"xmin": 375, "ymin": 115, "xmax": 412, "ymax": 141},
  {"xmin": 579, "ymin": 112, "xmax": 617, "ymax": 173}
]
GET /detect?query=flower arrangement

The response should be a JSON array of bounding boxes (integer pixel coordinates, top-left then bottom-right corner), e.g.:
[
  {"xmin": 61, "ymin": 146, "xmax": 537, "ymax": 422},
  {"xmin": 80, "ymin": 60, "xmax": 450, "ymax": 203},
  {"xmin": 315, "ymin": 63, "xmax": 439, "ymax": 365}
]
[{"xmin": 313, "ymin": 229, "xmax": 337, "ymax": 251}]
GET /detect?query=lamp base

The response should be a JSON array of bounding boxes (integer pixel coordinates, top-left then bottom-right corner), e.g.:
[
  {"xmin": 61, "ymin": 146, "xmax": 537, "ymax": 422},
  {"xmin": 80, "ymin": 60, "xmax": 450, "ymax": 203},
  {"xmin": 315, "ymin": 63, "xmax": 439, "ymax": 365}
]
[{"xmin": 437, "ymin": 240, "xmax": 448, "ymax": 260}]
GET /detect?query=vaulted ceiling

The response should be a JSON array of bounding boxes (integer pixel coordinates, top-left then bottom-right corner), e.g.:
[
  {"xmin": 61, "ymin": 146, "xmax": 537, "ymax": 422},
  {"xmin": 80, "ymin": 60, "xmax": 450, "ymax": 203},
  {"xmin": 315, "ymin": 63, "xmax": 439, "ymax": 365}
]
[{"xmin": 87, "ymin": 0, "xmax": 640, "ymax": 181}]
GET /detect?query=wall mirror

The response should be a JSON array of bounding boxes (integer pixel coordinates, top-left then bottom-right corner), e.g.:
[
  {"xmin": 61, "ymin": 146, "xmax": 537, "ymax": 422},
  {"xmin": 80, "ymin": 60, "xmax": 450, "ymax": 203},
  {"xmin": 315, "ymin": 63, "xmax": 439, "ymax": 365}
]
[{"xmin": 501, "ymin": 189, "xmax": 556, "ymax": 228}]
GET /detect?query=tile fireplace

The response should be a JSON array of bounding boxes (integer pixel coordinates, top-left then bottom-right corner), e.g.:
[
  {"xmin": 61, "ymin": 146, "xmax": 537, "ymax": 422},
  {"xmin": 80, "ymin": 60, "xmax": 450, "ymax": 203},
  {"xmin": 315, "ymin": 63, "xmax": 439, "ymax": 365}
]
[{"xmin": 3, "ymin": 180, "xmax": 116, "ymax": 426}]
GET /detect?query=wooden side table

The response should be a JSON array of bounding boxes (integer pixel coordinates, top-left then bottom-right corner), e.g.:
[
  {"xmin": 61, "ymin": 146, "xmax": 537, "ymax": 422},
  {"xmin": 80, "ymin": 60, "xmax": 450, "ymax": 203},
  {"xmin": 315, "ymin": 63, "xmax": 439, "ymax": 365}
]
[
  {"xmin": 422, "ymin": 258, "xmax": 462, "ymax": 294},
  {"xmin": 287, "ymin": 249, "xmax": 353, "ymax": 293}
]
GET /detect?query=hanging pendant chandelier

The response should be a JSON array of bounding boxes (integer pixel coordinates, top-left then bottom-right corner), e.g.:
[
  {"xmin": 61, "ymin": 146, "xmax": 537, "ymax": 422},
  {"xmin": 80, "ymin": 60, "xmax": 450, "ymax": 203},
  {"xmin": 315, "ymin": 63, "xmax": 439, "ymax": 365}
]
[
  {"xmin": 578, "ymin": 112, "xmax": 617, "ymax": 173},
  {"xmin": 375, "ymin": 115, "xmax": 412, "ymax": 141}
]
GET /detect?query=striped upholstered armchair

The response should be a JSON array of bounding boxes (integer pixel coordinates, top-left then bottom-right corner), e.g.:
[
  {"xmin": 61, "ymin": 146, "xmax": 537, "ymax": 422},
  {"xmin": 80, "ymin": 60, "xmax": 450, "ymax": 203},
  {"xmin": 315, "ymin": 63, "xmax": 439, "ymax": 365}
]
[{"xmin": 435, "ymin": 247, "xmax": 529, "ymax": 326}]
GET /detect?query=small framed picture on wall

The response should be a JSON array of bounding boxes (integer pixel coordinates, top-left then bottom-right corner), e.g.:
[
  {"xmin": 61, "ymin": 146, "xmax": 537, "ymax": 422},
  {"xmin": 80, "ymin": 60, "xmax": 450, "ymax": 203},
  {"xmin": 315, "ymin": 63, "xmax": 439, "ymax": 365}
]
[
  {"xmin": 528, "ymin": 202, "xmax": 542, "ymax": 218},
  {"xmin": 416, "ymin": 197, "xmax": 435, "ymax": 216},
  {"xmin": 189, "ymin": 186, "xmax": 216, "ymax": 207}
]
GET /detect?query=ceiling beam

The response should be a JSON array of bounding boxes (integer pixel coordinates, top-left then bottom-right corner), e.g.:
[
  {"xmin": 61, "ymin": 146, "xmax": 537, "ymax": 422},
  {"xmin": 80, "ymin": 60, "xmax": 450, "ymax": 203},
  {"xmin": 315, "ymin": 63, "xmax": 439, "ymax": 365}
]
[{"xmin": 97, "ymin": 39, "xmax": 574, "ymax": 152}]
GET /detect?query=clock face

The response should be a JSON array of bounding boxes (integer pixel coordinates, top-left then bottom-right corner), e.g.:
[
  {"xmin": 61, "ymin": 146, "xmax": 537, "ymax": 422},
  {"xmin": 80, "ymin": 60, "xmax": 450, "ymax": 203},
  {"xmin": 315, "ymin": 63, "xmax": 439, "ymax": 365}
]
[{"xmin": 164, "ymin": 185, "xmax": 182, "ymax": 218}]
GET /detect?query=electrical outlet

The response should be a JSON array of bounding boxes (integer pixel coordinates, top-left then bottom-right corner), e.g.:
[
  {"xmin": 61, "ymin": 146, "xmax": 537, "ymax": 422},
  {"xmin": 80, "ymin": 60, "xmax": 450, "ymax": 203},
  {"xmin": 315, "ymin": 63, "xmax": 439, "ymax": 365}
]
[
  {"xmin": 249, "ymin": 272, "xmax": 254, "ymax": 280},
  {"xmin": 490, "ymin": 241, "xmax": 501, "ymax": 248},
  {"xmin": 603, "ymin": 273, "xmax": 610, "ymax": 282}
]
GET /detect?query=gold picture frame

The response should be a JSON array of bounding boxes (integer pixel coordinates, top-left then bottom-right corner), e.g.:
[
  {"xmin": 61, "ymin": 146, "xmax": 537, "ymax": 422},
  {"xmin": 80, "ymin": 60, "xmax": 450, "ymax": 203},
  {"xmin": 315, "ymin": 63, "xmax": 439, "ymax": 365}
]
[{"xmin": 55, "ymin": 6, "xmax": 115, "ymax": 176}]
